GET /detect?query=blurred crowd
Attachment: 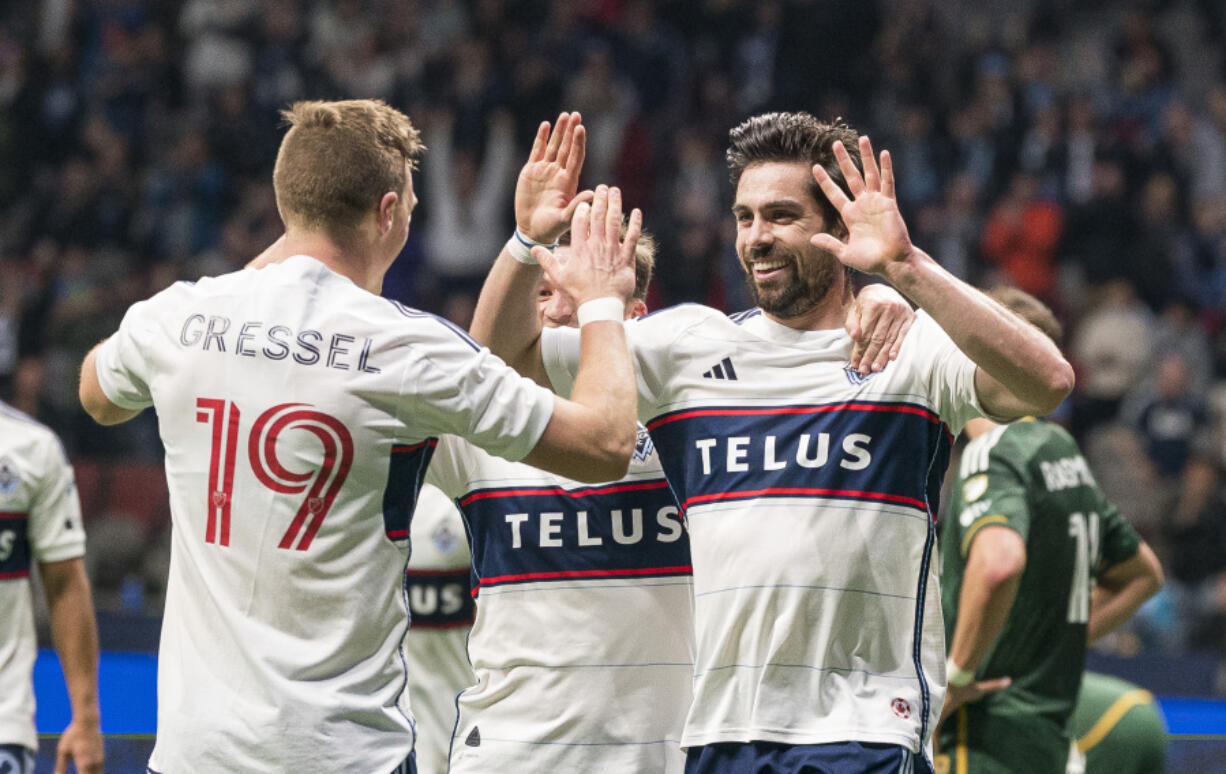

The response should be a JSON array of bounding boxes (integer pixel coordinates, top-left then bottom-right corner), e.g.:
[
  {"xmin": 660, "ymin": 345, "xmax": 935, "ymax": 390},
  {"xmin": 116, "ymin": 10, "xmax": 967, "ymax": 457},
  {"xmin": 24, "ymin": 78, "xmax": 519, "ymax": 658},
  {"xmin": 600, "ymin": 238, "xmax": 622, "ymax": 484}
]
[{"xmin": 2, "ymin": 0, "xmax": 1225, "ymax": 662}]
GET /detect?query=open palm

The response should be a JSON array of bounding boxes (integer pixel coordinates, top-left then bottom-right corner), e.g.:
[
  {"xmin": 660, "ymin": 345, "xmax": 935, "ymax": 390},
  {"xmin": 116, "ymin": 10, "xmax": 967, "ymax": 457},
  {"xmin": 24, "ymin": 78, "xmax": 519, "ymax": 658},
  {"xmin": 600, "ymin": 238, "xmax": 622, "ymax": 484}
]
[
  {"xmin": 515, "ymin": 111, "xmax": 594, "ymax": 244},
  {"xmin": 811, "ymin": 136, "xmax": 915, "ymax": 276}
]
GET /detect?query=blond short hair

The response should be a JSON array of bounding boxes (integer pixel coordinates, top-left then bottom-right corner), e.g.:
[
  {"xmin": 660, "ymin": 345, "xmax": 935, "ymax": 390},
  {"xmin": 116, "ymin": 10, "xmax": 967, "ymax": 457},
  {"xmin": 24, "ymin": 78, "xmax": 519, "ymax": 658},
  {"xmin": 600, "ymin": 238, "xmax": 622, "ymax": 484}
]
[
  {"xmin": 273, "ymin": 99, "xmax": 424, "ymax": 243},
  {"xmin": 987, "ymin": 285, "xmax": 1064, "ymax": 346},
  {"xmin": 558, "ymin": 224, "xmax": 656, "ymax": 301}
]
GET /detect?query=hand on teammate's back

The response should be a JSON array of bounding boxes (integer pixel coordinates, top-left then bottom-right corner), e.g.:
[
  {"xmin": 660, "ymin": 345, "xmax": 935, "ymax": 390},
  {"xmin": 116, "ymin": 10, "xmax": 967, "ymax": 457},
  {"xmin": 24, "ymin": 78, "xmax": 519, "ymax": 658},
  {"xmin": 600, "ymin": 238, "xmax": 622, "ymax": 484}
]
[
  {"xmin": 532, "ymin": 184, "xmax": 641, "ymax": 309},
  {"xmin": 845, "ymin": 283, "xmax": 915, "ymax": 374}
]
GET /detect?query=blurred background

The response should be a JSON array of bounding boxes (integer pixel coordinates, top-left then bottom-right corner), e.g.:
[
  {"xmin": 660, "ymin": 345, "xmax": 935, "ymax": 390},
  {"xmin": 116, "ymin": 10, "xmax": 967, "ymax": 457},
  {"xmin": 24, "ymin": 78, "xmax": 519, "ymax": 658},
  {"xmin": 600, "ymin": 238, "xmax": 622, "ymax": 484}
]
[{"xmin": 1, "ymin": 0, "xmax": 1224, "ymax": 767}]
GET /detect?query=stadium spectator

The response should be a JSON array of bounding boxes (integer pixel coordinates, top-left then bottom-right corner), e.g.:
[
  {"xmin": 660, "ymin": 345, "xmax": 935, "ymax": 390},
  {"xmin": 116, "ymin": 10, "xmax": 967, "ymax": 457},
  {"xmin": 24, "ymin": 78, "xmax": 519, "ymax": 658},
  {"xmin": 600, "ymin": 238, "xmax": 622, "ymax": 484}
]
[{"xmin": 77, "ymin": 98, "xmax": 643, "ymax": 773}]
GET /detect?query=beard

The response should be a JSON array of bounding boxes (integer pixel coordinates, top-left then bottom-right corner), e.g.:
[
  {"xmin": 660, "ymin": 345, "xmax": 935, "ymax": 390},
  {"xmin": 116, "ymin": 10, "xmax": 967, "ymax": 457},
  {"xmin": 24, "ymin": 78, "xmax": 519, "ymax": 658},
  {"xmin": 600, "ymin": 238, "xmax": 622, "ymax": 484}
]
[{"xmin": 742, "ymin": 242, "xmax": 842, "ymax": 319}]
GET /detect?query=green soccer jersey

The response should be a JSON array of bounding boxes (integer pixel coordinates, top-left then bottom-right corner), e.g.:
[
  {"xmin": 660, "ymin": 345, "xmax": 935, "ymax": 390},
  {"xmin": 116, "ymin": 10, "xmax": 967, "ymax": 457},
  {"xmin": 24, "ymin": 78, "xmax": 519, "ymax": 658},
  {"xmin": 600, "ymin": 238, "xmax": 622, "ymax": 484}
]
[
  {"xmin": 1071, "ymin": 672, "xmax": 1166, "ymax": 774},
  {"xmin": 938, "ymin": 418, "xmax": 1142, "ymax": 767}
]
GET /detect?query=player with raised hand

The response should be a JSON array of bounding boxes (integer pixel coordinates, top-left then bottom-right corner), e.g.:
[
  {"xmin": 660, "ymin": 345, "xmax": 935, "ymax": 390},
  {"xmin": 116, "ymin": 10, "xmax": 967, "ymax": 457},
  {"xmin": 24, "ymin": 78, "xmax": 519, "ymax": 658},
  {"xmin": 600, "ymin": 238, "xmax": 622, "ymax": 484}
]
[
  {"xmin": 76, "ymin": 98, "xmax": 641, "ymax": 774},
  {"xmin": 474, "ymin": 111, "xmax": 1074, "ymax": 774}
]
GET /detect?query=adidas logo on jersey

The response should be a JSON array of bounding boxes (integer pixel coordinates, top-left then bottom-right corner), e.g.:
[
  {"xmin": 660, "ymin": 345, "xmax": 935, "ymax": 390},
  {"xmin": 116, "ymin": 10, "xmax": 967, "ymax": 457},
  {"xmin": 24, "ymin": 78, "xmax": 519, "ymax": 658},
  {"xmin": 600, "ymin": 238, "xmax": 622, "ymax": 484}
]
[{"xmin": 702, "ymin": 357, "xmax": 738, "ymax": 380}]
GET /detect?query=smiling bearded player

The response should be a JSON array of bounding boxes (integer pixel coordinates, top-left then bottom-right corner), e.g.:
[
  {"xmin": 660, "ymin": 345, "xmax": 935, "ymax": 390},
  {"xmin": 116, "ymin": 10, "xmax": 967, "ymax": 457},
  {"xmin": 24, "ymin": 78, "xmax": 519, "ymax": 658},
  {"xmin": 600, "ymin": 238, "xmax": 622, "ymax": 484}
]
[{"xmin": 473, "ymin": 110, "xmax": 1074, "ymax": 774}]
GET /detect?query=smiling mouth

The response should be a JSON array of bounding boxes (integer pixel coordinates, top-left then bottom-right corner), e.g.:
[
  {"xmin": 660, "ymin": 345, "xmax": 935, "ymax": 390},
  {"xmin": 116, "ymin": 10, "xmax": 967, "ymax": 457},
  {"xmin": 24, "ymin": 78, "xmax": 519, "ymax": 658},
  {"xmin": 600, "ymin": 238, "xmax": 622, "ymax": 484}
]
[{"xmin": 751, "ymin": 260, "xmax": 791, "ymax": 280}]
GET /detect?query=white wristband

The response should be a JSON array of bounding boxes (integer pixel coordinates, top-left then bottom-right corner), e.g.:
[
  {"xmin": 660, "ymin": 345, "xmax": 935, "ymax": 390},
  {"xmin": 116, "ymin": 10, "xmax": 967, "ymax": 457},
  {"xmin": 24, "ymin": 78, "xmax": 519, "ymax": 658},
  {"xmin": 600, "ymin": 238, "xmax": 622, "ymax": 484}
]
[
  {"xmin": 577, "ymin": 297, "xmax": 624, "ymax": 327},
  {"xmin": 505, "ymin": 228, "xmax": 557, "ymax": 265},
  {"xmin": 946, "ymin": 658, "xmax": 975, "ymax": 687}
]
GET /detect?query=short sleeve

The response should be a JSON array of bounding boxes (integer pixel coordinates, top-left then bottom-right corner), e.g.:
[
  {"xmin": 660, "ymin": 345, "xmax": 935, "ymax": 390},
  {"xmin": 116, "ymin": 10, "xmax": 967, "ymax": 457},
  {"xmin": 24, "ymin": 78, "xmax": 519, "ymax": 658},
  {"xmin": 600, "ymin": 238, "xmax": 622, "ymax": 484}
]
[
  {"xmin": 398, "ymin": 319, "xmax": 555, "ymax": 463},
  {"xmin": 540, "ymin": 312, "xmax": 677, "ymax": 409},
  {"xmin": 1097, "ymin": 503, "xmax": 1142, "ymax": 572},
  {"xmin": 425, "ymin": 435, "xmax": 472, "ymax": 500},
  {"xmin": 95, "ymin": 298, "xmax": 157, "ymax": 410},
  {"xmin": 906, "ymin": 312, "xmax": 990, "ymax": 436},
  {"xmin": 541, "ymin": 325, "xmax": 581, "ymax": 397},
  {"xmin": 955, "ymin": 438, "xmax": 1031, "ymax": 557},
  {"xmin": 28, "ymin": 434, "xmax": 85, "ymax": 563}
]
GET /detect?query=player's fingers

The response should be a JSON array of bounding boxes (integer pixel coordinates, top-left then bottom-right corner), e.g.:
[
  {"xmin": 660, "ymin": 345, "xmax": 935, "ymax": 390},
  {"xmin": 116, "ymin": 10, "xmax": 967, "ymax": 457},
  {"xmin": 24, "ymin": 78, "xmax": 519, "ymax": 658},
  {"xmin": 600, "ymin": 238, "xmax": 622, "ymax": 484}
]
[
  {"xmin": 565, "ymin": 123, "xmax": 587, "ymax": 176},
  {"xmin": 570, "ymin": 200, "xmax": 591, "ymax": 250},
  {"xmin": 529, "ymin": 121, "xmax": 549, "ymax": 163},
  {"xmin": 857, "ymin": 308, "xmax": 885, "ymax": 375},
  {"xmin": 556, "ymin": 112, "xmax": 576, "ymax": 164},
  {"xmin": 881, "ymin": 150, "xmax": 896, "ymax": 199},
  {"xmin": 811, "ymin": 233, "xmax": 845, "ymax": 259},
  {"xmin": 589, "ymin": 185, "xmax": 609, "ymax": 242},
  {"xmin": 833, "ymin": 140, "xmax": 865, "ymax": 196},
  {"xmin": 973, "ymin": 676, "xmax": 1012, "ymax": 698},
  {"xmin": 812, "ymin": 164, "xmax": 851, "ymax": 213},
  {"xmin": 544, "ymin": 112, "xmax": 567, "ymax": 162},
  {"xmin": 889, "ymin": 314, "xmax": 912, "ymax": 360},
  {"xmin": 54, "ymin": 742, "xmax": 68, "ymax": 774},
  {"xmin": 621, "ymin": 207, "xmax": 642, "ymax": 267},
  {"xmin": 873, "ymin": 316, "xmax": 905, "ymax": 372},
  {"xmin": 606, "ymin": 186, "xmax": 623, "ymax": 246},
  {"xmin": 859, "ymin": 136, "xmax": 880, "ymax": 192},
  {"xmin": 561, "ymin": 189, "xmax": 595, "ymax": 225}
]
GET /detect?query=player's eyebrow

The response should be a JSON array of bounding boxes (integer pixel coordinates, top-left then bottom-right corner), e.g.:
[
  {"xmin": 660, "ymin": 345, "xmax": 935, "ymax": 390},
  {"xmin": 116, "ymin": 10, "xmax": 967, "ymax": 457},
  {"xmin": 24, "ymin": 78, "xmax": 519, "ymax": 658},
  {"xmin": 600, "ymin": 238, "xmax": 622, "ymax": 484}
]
[{"xmin": 732, "ymin": 199, "xmax": 805, "ymax": 215}]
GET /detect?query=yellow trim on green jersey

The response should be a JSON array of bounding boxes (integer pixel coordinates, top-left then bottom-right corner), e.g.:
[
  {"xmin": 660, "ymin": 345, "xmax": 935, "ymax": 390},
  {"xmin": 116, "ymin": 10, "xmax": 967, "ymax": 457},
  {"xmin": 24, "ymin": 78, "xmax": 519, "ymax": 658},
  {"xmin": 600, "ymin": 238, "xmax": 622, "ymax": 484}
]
[
  {"xmin": 1076, "ymin": 688, "xmax": 1155, "ymax": 753},
  {"xmin": 961, "ymin": 514, "xmax": 1011, "ymax": 556}
]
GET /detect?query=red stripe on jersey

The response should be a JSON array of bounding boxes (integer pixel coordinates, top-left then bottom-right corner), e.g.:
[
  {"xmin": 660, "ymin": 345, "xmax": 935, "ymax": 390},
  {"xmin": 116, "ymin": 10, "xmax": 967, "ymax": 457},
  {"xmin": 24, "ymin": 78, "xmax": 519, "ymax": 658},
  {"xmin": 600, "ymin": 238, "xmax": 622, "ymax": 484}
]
[
  {"xmin": 684, "ymin": 487, "xmax": 927, "ymax": 511},
  {"xmin": 646, "ymin": 402, "xmax": 941, "ymax": 431},
  {"xmin": 386, "ymin": 529, "xmax": 409, "ymax": 539},
  {"xmin": 393, "ymin": 439, "xmax": 438, "ymax": 454},
  {"xmin": 459, "ymin": 480, "xmax": 670, "ymax": 507},
  {"xmin": 0, "ymin": 512, "xmax": 28, "ymax": 520},
  {"xmin": 0, "ymin": 570, "xmax": 31, "ymax": 579},
  {"xmin": 473, "ymin": 564, "xmax": 693, "ymax": 594}
]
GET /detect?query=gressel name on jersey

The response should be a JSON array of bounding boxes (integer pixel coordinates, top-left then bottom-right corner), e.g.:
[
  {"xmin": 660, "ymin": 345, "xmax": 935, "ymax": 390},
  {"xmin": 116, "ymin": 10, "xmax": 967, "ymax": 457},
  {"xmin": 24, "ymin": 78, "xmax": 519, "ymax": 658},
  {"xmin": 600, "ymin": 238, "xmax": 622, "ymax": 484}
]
[{"xmin": 177, "ymin": 313, "xmax": 383, "ymax": 373}]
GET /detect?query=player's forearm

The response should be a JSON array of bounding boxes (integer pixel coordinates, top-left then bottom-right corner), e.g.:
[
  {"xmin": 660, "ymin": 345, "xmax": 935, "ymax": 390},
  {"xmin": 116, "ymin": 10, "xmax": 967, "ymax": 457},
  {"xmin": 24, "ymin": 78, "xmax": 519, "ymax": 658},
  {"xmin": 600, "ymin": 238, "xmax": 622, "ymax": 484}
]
[
  {"xmin": 567, "ymin": 320, "xmax": 637, "ymax": 474},
  {"xmin": 470, "ymin": 251, "xmax": 550, "ymax": 385},
  {"xmin": 1088, "ymin": 546, "xmax": 1164, "ymax": 643},
  {"xmin": 949, "ymin": 545, "xmax": 1023, "ymax": 671},
  {"xmin": 884, "ymin": 249, "xmax": 1074, "ymax": 417},
  {"xmin": 44, "ymin": 561, "xmax": 102, "ymax": 725}
]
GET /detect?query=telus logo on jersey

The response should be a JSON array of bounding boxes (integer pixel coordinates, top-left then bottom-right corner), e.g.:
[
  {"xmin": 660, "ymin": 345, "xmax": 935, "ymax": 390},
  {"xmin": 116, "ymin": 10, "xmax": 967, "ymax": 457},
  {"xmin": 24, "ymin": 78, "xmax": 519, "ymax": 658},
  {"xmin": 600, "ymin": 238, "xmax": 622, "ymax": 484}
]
[
  {"xmin": 647, "ymin": 402, "xmax": 952, "ymax": 514},
  {"xmin": 178, "ymin": 314, "xmax": 382, "ymax": 373},
  {"xmin": 460, "ymin": 480, "xmax": 691, "ymax": 592},
  {"xmin": 405, "ymin": 568, "xmax": 474, "ymax": 628},
  {"xmin": 0, "ymin": 513, "xmax": 30, "ymax": 579}
]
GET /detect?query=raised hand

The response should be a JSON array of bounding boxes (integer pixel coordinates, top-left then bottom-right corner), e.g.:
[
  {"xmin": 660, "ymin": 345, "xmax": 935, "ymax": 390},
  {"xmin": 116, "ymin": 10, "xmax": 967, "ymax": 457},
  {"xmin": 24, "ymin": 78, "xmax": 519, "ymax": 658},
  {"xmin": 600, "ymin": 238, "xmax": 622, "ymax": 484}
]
[
  {"xmin": 532, "ymin": 185, "xmax": 640, "ymax": 307},
  {"xmin": 515, "ymin": 111, "xmax": 594, "ymax": 245},
  {"xmin": 811, "ymin": 136, "xmax": 915, "ymax": 277}
]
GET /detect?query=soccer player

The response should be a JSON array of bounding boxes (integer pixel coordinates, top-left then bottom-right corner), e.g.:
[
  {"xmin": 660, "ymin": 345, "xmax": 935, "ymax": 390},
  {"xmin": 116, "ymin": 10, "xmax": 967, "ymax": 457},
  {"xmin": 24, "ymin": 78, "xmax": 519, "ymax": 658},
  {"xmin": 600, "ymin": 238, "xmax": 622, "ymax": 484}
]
[
  {"xmin": 417, "ymin": 113, "xmax": 917, "ymax": 774},
  {"xmin": 475, "ymin": 111, "xmax": 1075, "ymax": 773},
  {"xmin": 76, "ymin": 99, "xmax": 645, "ymax": 774},
  {"xmin": 935, "ymin": 287, "xmax": 1164, "ymax": 774},
  {"xmin": 401, "ymin": 485, "xmax": 474, "ymax": 774},
  {"xmin": 1069, "ymin": 672, "xmax": 1166, "ymax": 774},
  {"xmin": 0, "ymin": 399, "xmax": 104, "ymax": 774}
]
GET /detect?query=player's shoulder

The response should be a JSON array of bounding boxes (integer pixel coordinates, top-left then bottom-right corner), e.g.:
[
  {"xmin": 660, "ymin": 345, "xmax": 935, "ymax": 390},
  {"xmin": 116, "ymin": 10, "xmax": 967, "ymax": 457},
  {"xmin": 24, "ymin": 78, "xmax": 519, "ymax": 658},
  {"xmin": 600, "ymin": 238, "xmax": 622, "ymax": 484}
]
[
  {"xmin": 0, "ymin": 400, "xmax": 63, "ymax": 453},
  {"xmin": 998, "ymin": 417, "xmax": 1077, "ymax": 456},
  {"xmin": 379, "ymin": 299, "xmax": 484, "ymax": 352},
  {"xmin": 634, "ymin": 302, "xmax": 732, "ymax": 330}
]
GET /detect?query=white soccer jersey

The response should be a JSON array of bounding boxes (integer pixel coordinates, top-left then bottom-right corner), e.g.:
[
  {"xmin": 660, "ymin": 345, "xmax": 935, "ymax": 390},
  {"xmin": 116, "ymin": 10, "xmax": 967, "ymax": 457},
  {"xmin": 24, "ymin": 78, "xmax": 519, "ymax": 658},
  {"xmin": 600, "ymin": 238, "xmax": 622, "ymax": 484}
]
[
  {"xmin": 0, "ymin": 401, "xmax": 86, "ymax": 752},
  {"xmin": 93, "ymin": 255, "xmax": 555, "ymax": 774},
  {"xmin": 541, "ymin": 306, "xmax": 986, "ymax": 754},
  {"xmin": 403, "ymin": 484, "xmax": 474, "ymax": 774},
  {"xmin": 426, "ymin": 429, "xmax": 694, "ymax": 773}
]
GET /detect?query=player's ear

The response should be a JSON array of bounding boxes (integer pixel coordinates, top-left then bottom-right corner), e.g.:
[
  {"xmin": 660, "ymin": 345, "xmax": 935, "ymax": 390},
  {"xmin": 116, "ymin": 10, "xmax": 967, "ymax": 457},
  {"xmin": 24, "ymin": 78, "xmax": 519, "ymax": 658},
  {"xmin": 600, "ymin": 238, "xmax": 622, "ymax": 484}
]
[{"xmin": 377, "ymin": 191, "xmax": 399, "ymax": 234}]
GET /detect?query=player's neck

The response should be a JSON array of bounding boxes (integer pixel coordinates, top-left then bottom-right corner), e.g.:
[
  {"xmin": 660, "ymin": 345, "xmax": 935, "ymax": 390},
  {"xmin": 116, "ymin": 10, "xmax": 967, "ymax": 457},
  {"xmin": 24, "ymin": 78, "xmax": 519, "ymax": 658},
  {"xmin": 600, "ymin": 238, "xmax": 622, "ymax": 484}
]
[
  {"xmin": 964, "ymin": 417, "xmax": 999, "ymax": 439},
  {"xmin": 281, "ymin": 230, "xmax": 385, "ymax": 294}
]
